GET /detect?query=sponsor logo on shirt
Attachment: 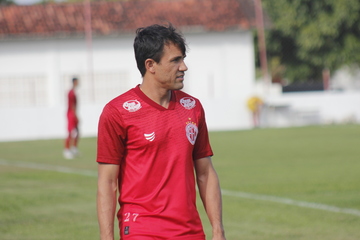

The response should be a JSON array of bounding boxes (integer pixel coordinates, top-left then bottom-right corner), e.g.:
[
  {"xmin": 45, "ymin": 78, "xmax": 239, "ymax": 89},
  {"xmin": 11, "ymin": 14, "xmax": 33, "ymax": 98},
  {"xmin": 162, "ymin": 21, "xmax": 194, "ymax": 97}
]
[
  {"xmin": 124, "ymin": 226, "xmax": 130, "ymax": 235},
  {"xmin": 144, "ymin": 132, "xmax": 155, "ymax": 142},
  {"xmin": 186, "ymin": 120, "xmax": 198, "ymax": 145},
  {"xmin": 123, "ymin": 100, "xmax": 141, "ymax": 112},
  {"xmin": 180, "ymin": 97, "xmax": 196, "ymax": 110}
]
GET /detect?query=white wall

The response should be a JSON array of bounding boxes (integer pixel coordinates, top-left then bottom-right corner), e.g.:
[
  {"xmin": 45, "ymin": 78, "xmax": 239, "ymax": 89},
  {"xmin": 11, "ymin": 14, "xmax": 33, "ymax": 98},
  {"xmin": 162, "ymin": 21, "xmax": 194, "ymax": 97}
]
[
  {"xmin": 0, "ymin": 36, "xmax": 137, "ymax": 141},
  {"xmin": 185, "ymin": 31, "xmax": 256, "ymax": 130},
  {"xmin": 261, "ymin": 90, "xmax": 360, "ymax": 128},
  {"xmin": 0, "ymin": 30, "xmax": 256, "ymax": 141}
]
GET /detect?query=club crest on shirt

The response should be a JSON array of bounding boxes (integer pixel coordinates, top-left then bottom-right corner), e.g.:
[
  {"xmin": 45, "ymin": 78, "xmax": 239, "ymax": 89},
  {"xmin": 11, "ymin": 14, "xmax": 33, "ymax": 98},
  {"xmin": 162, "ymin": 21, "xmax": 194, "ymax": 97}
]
[
  {"xmin": 123, "ymin": 100, "xmax": 141, "ymax": 112},
  {"xmin": 186, "ymin": 121, "xmax": 198, "ymax": 145},
  {"xmin": 180, "ymin": 97, "xmax": 196, "ymax": 110}
]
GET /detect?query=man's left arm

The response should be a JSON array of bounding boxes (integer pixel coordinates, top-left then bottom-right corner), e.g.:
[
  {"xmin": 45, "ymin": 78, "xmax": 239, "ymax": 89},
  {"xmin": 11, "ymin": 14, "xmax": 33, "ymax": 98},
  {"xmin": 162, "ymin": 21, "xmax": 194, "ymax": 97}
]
[{"xmin": 195, "ymin": 157, "xmax": 226, "ymax": 240}]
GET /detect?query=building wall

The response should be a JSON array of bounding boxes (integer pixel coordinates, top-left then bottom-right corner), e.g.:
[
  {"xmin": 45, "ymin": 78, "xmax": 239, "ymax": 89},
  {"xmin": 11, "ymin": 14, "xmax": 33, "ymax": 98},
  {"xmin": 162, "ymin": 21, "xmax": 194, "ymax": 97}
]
[
  {"xmin": 0, "ymin": 31, "xmax": 256, "ymax": 141},
  {"xmin": 262, "ymin": 90, "xmax": 360, "ymax": 128},
  {"xmin": 185, "ymin": 31, "xmax": 256, "ymax": 130}
]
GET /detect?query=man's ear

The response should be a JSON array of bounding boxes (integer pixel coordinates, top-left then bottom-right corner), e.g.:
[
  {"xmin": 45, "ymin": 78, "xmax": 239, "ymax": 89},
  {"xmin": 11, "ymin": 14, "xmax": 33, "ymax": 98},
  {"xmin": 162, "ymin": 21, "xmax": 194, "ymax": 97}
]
[{"xmin": 145, "ymin": 59, "xmax": 156, "ymax": 74}]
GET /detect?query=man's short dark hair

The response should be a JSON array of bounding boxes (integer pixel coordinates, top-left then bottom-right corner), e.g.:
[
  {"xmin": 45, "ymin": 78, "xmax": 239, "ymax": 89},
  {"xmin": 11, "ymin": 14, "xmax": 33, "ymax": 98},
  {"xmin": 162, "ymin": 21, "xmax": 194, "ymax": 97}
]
[
  {"xmin": 72, "ymin": 77, "xmax": 78, "ymax": 83},
  {"xmin": 134, "ymin": 23, "xmax": 187, "ymax": 77}
]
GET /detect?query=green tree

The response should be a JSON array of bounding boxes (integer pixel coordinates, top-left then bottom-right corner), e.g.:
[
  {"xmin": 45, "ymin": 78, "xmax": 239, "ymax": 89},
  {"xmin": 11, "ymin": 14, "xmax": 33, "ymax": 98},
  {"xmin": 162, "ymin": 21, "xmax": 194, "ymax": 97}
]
[
  {"xmin": 262, "ymin": 0, "xmax": 360, "ymax": 83},
  {"xmin": 0, "ymin": 0, "xmax": 14, "ymax": 5}
]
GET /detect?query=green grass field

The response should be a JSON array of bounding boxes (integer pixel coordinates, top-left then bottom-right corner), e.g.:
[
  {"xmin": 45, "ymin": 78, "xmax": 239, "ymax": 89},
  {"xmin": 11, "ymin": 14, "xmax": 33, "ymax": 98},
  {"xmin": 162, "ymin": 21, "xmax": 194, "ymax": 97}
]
[{"xmin": 1, "ymin": 125, "xmax": 360, "ymax": 240}]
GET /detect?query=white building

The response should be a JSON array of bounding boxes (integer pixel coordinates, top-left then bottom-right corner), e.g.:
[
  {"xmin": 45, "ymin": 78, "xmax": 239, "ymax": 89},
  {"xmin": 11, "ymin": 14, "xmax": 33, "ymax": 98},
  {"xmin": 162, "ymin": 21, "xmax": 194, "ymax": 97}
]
[{"xmin": 0, "ymin": 0, "xmax": 259, "ymax": 141}]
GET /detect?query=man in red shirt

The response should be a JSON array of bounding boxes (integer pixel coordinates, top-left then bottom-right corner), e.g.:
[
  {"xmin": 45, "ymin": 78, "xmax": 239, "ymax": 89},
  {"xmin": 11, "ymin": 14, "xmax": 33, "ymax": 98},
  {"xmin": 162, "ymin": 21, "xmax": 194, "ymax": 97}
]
[
  {"xmin": 63, "ymin": 77, "xmax": 79, "ymax": 159},
  {"xmin": 97, "ymin": 23, "xmax": 226, "ymax": 240}
]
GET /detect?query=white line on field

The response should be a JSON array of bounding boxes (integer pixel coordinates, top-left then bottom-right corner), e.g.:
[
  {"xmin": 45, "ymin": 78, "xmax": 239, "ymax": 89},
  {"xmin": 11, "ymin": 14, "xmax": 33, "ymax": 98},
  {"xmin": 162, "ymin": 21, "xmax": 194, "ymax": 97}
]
[
  {"xmin": 1, "ymin": 158, "xmax": 360, "ymax": 217},
  {"xmin": 0, "ymin": 158, "xmax": 97, "ymax": 177},
  {"xmin": 221, "ymin": 189, "xmax": 360, "ymax": 217}
]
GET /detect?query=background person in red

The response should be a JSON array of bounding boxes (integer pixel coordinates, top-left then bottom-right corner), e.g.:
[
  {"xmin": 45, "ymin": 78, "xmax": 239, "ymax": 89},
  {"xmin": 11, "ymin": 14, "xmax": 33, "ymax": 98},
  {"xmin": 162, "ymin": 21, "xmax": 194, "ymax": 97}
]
[
  {"xmin": 96, "ymin": 24, "xmax": 226, "ymax": 240},
  {"xmin": 63, "ymin": 77, "xmax": 79, "ymax": 159}
]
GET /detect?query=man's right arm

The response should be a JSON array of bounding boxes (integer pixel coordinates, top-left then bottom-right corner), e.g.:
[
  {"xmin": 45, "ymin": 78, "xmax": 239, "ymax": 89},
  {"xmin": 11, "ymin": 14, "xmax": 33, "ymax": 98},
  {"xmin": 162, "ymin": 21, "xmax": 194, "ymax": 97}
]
[{"xmin": 97, "ymin": 163, "xmax": 120, "ymax": 240}]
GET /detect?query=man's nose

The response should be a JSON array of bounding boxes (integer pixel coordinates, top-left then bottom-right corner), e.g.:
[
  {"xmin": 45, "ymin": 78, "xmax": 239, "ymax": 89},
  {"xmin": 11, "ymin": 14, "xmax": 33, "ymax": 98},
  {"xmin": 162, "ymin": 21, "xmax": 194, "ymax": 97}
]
[{"xmin": 180, "ymin": 61, "xmax": 188, "ymax": 72}]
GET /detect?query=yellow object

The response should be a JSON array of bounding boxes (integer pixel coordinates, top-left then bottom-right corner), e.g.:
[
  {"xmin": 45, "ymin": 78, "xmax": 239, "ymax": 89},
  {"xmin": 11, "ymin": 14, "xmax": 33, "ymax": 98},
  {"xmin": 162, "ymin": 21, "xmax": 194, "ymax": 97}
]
[{"xmin": 247, "ymin": 96, "xmax": 263, "ymax": 112}]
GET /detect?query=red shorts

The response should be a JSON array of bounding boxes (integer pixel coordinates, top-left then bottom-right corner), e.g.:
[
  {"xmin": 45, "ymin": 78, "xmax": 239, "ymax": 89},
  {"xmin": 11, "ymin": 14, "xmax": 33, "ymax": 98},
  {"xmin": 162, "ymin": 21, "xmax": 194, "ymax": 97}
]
[{"xmin": 67, "ymin": 111, "xmax": 78, "ymax": 132}]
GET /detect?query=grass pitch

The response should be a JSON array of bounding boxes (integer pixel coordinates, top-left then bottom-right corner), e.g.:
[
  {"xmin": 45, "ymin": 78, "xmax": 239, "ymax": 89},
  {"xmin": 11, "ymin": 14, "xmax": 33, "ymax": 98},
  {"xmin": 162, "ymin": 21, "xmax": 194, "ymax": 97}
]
[{"xmin": 1, "ymin": 125, "xmax": 360, "ymax": 240}]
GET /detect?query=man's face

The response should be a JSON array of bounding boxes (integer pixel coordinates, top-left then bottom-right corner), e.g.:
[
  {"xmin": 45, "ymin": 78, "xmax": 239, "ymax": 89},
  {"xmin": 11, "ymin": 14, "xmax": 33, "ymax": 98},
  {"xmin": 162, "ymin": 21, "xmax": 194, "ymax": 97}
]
[
  {"xmin": 153, "ymin": 43, "xmax": 188, "ymax": 90},
  {"xmin": 73, "ymin": 79, "xmax": 79, "ymax": 88}
]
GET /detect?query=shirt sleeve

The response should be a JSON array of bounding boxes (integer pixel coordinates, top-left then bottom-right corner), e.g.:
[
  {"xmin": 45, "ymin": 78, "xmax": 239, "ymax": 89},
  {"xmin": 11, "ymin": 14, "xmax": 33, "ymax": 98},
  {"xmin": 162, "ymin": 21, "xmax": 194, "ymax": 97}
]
[
  {"xmin": 97, "ymin": 103, "xmax": 126, "ymax": 164},
  {"xmin": 193, "ymin": 102, "xmax": 213, "ymax": 160}
]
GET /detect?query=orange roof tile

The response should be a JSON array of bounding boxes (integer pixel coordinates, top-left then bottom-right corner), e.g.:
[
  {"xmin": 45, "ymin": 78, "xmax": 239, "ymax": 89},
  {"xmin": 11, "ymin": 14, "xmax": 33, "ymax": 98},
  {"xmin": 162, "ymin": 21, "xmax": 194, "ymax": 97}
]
[{"xmin": 0, "ymin": 0, "xmax": 258, "ymax": 39}]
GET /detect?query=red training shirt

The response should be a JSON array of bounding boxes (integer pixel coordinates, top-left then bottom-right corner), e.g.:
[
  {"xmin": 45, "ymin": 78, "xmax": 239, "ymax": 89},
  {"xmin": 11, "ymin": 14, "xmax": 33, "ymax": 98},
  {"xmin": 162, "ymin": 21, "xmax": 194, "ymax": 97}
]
[
  {"xmin": 97, "ymin": 85, "xmax": 213, "ymax": 239},
  {"xmin": 67, "ymin": 89, "xmax": 77, "ymax": 113}
]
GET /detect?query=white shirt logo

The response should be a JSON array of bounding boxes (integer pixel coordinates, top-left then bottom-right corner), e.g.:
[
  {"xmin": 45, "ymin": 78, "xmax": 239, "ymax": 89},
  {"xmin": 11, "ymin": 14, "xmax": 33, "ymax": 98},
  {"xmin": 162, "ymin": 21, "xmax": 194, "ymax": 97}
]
[
  {"xmin": 144, "ymin": 132, "xmax": 155, "ymax": 142},
  {"xmin": 186, "ymin": 123, "xmax": 198, "ymax": 145},
  {"xmin": 180, "ymin": 97, "xmax": 196, "ymax": 110},
  {"xmin": 123, "ymin": 100, "xmax": 141, "ymax": 112}
]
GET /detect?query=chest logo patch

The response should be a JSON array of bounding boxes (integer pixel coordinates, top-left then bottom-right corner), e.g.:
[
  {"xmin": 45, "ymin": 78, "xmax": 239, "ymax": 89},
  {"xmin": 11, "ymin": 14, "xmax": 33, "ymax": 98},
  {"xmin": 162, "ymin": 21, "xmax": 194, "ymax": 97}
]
[
  {"xmin": 186, "ymin": 122, "xmax": 198, "ymax": 145},
  {"xmin": 144, "ymin": 132, "xmax": 155, "ymax": 142},
  {"xmin": 123, "ymin": 100, "xmax": 141, "ymax": 112},
  {"xmin": 180, "ymin": 97, "xmax": 196, "ymax": 110}
]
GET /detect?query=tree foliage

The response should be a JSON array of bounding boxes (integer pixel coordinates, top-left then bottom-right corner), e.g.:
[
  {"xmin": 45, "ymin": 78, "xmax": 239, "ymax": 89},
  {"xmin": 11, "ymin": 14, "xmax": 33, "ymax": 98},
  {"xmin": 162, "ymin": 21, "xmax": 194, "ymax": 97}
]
[
  {"xmin": 261, "ymin": 0, "xmax": 360, "ymax": 82},
  {"xmin": 0, "ymin": 0, "xmax": 14, "ymax": 6}
]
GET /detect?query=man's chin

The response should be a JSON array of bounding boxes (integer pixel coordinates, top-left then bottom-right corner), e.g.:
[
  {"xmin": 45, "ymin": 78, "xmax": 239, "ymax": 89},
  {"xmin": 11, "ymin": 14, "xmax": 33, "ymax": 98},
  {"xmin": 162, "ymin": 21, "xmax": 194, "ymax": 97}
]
[{"xmin": 172, "ymin": 83, "xmax": 184, "ymax": 90}]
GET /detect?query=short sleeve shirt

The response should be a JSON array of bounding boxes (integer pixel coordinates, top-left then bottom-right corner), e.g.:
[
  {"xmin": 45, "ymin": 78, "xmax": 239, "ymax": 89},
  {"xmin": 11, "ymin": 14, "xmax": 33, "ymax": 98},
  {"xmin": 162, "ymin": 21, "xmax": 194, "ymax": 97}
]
[
  {"xmin": 67, "ymin": 89, "xmax": 76, "ymax": 112},
  {"xmin": 97, "ymin": 85, "xmax": 213, "ymax": 239}
]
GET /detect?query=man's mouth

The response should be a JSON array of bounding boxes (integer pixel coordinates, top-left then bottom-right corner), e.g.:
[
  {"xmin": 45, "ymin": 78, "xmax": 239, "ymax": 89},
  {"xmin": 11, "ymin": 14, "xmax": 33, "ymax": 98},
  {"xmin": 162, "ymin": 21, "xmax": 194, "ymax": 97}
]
[{"xmin": 177, "ymin": 73, "xmax": 185, "ymax": 80}]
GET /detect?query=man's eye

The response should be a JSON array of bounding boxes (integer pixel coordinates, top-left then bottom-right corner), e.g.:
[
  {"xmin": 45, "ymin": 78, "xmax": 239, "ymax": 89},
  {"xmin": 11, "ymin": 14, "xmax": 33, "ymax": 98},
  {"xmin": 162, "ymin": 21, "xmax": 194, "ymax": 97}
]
[{"xmin": 173, "ymin": 57, "xmax": 185, "ymax": 63}]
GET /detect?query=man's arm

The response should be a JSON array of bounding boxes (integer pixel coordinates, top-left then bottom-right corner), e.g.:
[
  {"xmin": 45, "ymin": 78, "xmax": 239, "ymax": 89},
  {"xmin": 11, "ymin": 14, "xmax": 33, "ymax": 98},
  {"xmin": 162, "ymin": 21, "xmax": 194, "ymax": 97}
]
[
  {"xmin": 97, "ymin": 163, "xmax": 120, "ymax": 240},
  {"xmin": 194, "ymin": 157, "xmax": 226, "ymax": 240}
]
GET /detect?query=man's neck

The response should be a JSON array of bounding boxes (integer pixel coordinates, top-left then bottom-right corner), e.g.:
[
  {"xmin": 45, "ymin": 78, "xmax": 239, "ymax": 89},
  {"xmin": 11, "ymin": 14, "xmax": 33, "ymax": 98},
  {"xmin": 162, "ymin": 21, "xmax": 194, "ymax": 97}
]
[{"xmin": 139, "ymin": 82, "xmax": 172, "ymax": 108}]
